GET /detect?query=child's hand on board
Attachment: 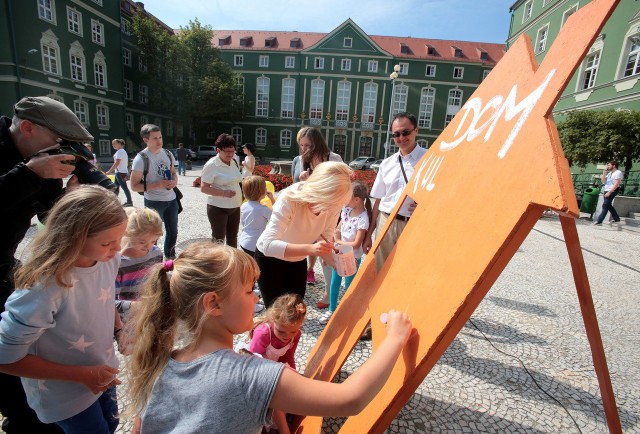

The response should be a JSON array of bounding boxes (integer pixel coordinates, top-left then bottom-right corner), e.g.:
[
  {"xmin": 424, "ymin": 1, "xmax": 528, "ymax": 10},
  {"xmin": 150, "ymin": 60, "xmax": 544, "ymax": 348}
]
[{"xmin": 383, "ymin": 310, "xmax": 412, "ymax": 347}]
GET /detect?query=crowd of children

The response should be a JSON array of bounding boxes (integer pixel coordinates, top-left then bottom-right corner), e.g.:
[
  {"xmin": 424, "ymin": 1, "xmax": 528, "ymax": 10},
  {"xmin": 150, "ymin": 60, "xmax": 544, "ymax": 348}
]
[{"xmin": 0, "ymin": 166, "xmax": 411, "ymax": 433}]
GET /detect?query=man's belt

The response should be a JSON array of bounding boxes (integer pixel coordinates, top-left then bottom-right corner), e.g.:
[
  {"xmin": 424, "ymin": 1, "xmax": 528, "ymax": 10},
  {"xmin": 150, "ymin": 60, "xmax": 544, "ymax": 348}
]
[{"xmin": 381, "ymin": 211, "xmax": 410, "ymax": 222}]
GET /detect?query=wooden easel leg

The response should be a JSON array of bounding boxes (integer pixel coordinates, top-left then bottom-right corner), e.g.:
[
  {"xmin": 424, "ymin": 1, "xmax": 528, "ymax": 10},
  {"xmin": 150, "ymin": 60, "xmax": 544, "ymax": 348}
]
[{"xmin": 559, "ymin": 216, "xmax": 622, "ymax": 433}]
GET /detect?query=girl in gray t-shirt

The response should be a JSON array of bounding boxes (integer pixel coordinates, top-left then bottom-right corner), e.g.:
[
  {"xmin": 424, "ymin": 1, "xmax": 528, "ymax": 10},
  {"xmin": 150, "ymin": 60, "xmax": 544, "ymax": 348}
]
[{"xmin": 128, "ymin": 242, "xmax": 413, "ymax": 434}]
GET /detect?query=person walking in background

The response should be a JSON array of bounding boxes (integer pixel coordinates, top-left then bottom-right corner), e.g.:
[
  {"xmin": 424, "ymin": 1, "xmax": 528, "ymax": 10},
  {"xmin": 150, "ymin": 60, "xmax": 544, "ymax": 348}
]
[
  {"xmin": 0, "ymin": 95, "xmax": 94, "ymax": 434},
  {"xmin": 105, "ymin": 138, "xmax": 133, "ymax": 207},
  {"xmin": 200, "ymin": 133, "xmax": 243, "ymax": 247},
  {"xmin": 85, "ymin": 143, "xmax": 97, "ymax": 166},
  {"xmin": 241, "ymin": 142, "xmax": 257, "ymax": 178},
  {"xmin": 176, "ymin": 143, "xmax": 188, "ymax": 176},
  {"xmin": 130, "ymin": 124, "xmax": 179, "ymax": 259},
  {"xmin": 593, "ymin": 161, "xmax": 623, "ymax": 225},
  {"xmin": 255, "ymin": 161, "xmax": 352, "ymax": 307}
]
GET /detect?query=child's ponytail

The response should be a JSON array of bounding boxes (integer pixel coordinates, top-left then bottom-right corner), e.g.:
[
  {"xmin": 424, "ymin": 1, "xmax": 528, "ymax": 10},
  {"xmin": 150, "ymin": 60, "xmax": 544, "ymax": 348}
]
[{"xmin": 127, "ymin": 262, "xmax": 177, "ymax": 415}]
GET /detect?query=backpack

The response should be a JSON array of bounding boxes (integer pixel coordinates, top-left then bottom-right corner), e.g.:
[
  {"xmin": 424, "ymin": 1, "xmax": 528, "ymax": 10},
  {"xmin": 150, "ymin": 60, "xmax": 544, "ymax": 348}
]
[{"xmin": 137, "ymin": 149, "xmax": 183, "ymax": 213}]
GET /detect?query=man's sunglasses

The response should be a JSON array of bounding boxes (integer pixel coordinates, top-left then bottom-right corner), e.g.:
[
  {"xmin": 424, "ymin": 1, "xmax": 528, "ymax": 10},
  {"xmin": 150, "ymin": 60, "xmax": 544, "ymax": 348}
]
[{"xmin": 391, "ymin": 128, "xmax": 416, "ymax": 138}]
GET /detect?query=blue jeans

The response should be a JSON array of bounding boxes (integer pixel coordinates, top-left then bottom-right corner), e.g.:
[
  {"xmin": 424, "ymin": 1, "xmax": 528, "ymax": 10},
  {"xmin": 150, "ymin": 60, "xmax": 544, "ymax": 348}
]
[
  {"xmin": 596, "ymin": 191, "xmax": 620, "ymax": 224},
  {"xmin": 144, "ymin": 198, "xmax": 179, "ymax": 258},
  {"xmin": 177, "ymin": 161, "xmax": 186, "ymax": 176},
  {"xmin": 114, "ymin": 173, "xmax": 132, "ymax": 204},
  {"xmin": 329, "ymin": 257, "xmax": 361, "ymax": 311},
  {"xmin": 55, "ymin": 386, "xmax": 118, "ymax": 434}
]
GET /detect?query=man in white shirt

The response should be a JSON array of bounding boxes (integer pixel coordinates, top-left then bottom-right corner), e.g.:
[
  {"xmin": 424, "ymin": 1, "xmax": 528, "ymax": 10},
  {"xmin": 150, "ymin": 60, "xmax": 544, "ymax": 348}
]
[
  {"xmin": 593, "ymin": 161, "xmax": 623, "ymax": 225},
  {"xmin": 363, "ymin": 112, "xmax": 428, "ymax": 271},
  {"xmin": 130, "ymin": 124, "xmax": 178, "ymax": 258}
]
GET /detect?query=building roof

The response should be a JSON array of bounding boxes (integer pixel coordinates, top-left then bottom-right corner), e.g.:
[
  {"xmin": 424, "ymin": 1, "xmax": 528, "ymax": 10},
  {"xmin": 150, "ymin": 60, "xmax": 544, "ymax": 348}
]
[{"xmin": 213, "ymin": 29, "xmax": 505, "ymax": 65}]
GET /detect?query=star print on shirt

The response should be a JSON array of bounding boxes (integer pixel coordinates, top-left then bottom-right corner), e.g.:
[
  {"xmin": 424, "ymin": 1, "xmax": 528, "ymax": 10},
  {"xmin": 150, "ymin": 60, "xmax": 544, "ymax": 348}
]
[
  {"xmin": 98, "ymin": 287, "xmax": 111, "ymax": 304},
  {"xmin": 68, "ymin": 335, "xmax": 94, "ymax": 352}
]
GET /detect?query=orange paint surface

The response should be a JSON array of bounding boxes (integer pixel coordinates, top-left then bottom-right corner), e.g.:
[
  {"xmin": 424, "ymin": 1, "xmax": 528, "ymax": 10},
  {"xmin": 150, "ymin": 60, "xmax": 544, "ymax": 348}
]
[{"xmin": 293, "ymin": 1, "xmax": 621, "ymax": 432}]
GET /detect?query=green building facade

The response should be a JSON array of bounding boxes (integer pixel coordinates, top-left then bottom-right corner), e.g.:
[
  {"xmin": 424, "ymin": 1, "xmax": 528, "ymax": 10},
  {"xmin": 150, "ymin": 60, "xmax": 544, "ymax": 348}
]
[{"xmin": 214, "ymin": 19, "xmax": 504, "ymax": 161}]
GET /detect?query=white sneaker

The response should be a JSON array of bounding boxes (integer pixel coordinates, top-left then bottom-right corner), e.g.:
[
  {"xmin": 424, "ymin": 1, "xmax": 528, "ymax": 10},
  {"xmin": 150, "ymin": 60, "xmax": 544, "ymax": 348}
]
[
  {"xmin": 254, "ymin": 303, "xmax": 265, "ymax": 314},
  {"xmin": 319, "ymin": 310, "xmax": 333, "ymax": 325}
]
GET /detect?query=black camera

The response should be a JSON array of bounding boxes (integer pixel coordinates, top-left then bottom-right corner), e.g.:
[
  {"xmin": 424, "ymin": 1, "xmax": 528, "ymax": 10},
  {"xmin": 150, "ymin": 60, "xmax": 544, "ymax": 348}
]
[{"xmin": 45, "ymin": 140, "xmax": 116, "ymax": 191}]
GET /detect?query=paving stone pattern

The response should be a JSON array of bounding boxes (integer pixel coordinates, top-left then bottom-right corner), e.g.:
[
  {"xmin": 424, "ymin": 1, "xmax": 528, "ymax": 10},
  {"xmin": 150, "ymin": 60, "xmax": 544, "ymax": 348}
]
[{"xmin": 3, "ymin": 164, "xmax": 639, "ymax": 433}]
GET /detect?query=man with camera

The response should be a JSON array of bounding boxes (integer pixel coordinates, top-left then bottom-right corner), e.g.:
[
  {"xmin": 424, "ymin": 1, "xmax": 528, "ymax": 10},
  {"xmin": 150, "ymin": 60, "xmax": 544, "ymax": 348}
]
[{"xmin": 0, "ymin": 96, "xmax": 94, "ymax": 433}]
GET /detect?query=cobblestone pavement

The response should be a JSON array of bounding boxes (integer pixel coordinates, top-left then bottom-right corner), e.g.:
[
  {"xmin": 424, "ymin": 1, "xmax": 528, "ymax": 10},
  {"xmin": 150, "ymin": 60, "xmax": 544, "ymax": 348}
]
[{"xmin": 4, "ymin": 165, "xmax": 639, "ymax": 433}]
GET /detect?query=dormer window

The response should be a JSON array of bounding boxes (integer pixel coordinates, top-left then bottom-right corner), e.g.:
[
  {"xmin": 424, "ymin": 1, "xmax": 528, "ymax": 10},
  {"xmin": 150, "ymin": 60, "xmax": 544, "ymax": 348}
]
[
  {"xmin": 290, "ymin": 38, "xmax": 300, "ymax": 48},
  {"xmin": 218, "ymin": 35, "xmax": 230, "ymax": 46},
  {"xmin": 426, "ymin": 45, "xmax": 436, "ymax": 55},
  {"xmin": 478, "ymin": 49, "xmax": 489, "ymax": 61},
  {"xmin": 400, "ymin": 44, "xmax": 411, "ymax": 55},
  {"xmin": 265, "ymin": 37, "xmax": 277, "ymax": 48},
  {"xmin": 240, "ymin": 36, "xmax": 252, "ymax": 47},
  {"xmin": 452, "ymin": 46, "xmax": 463, "ymax": 58}
]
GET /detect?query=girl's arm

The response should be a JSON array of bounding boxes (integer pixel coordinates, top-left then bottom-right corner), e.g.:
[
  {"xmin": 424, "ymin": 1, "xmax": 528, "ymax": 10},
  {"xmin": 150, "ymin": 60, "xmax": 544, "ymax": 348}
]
[
  {"xmin": 280, "ymin": 331, "xmax": 300, "ymax": 370},
  {"xmin": 338, "ymin": 229, "xmax": 367, "ymax": 250},
  {"xmin": 0, "ymin": 355, "xmax": 120, "ymax": 394},
  {"xmin": 270, "ymin": 310, "xmax": 411, "ymax": 416},
  {"xmin": 105, "ymin": 158, "xmax": 121, "ymax": 175}
]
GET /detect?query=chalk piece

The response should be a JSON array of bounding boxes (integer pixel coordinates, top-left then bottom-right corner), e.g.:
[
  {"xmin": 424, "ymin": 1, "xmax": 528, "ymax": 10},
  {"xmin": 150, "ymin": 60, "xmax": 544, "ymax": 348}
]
[{"xmin": 380, "ymin": 312, "xmax": 388, "ymax": 324}]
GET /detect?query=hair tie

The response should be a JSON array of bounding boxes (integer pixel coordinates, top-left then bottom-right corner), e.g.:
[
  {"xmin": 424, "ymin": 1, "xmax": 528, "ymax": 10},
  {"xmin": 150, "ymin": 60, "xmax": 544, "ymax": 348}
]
[
  {"xmin": 145, "ymin": 208, "xmax": 152, "ymax": 222},
  {"xmin": 163, "ymin": 260, "xmax": 174, "ymax": 271}
]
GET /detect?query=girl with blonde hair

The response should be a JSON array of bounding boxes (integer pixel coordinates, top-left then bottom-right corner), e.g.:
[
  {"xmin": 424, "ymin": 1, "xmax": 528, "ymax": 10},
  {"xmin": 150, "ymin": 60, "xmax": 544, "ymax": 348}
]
[
  {"xmin": 255, "ymin": 161, "xmax": 353, "ymax": 307},
  {"xmin": 127, "ymin": 242, "xmax": 412, "ymax": 433},
  {"xmin": 0, "ymin": 185, "xmax": 127, "ymax": 432}
]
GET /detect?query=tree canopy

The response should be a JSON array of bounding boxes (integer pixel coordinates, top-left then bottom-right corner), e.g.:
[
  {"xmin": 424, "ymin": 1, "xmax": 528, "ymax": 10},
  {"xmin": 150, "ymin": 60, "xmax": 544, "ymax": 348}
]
[
  {"xmin": 132, "ymin": 15, "xmax": 243, "ymax": 143},
  {"xmin": 557, "ymin": 109, "xmax": 640, "ymax": 175}
]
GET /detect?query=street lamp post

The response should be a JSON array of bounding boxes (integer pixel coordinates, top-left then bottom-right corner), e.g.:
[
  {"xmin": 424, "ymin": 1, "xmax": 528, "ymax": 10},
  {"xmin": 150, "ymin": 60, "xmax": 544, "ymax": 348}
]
[{"xmin": 384, "ymin": 64, "xmax": 401, "ymax": 159}]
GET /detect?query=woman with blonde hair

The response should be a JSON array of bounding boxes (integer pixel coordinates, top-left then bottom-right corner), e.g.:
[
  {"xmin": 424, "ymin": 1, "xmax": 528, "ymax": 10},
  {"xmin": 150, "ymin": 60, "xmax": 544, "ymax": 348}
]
[{"xmin": 255, "ymin": 161, "xmax": 352, "ymax": 307}]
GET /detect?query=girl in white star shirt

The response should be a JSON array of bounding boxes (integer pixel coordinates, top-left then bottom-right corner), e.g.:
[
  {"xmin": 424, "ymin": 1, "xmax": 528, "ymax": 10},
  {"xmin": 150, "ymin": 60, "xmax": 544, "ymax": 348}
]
[{"xmin": 0, "ymin": 185, "xmax": 127, "ymax": 433}]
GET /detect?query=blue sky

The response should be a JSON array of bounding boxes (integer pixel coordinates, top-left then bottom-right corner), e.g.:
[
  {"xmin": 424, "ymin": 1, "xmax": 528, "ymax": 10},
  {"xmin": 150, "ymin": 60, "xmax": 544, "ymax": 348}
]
[{"xmin": 146, "ymin": 0, "xmax": 515, "ymax": 44}]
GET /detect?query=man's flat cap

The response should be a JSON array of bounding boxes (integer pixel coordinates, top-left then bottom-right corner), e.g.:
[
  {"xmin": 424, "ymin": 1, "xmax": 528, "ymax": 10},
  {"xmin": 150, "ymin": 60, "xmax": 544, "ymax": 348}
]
[{"xmin": 14, "ymin": 96, "xmax": 93, "ymax": 142}]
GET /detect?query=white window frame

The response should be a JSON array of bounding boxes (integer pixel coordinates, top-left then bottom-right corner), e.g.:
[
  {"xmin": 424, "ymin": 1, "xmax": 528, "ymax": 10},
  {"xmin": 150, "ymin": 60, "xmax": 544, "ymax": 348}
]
[
  {"xmin": 341, "ymin": 59, "xmax": 351, "ymax": 71},
  {"xmin": 344, "ymin": 37, "xmax": 352, "ymax": 48},
  {"xmin": 418, "ymin": 87, "xmax": 435, "ymax": 129},
  {"xmin": 281, "ymin": 78, "xmax": 295, "ymax": 119},
  {"xmin": 98, "ymin": 139, "xmax": 110, "ymax": 156},
  {"xmin": 176, "ymin": 123, "xmax": 184, "ymax": 137},
  {"xmin": 256, "ymin": 128, "xmax": 267, "ymax": 147},
  {"xmin": 125, "ymin": 113, "xmax": 134, "ymax": 132},
  {"xmin": 561, "ymin": 3, "xmax": 579, "ymax": 27},
  {"xmin": 96, "ymin": 104, "xmax": 109, "ymax": 129},
  {"xmin": 335, "ymin": 81, "xmax": 351, "ymax": 121},
  {"xmin": 141, "ymin": 116, "xmax": 149, "ymax": 128},
  {"xmin": 67, "ymin": 7, "xmax": 82, "ymax": 36},
  {"xmin": 74, "ymin": 100, "xmax": 89, "ymax": 126},
  {"xmin": 93, "ymin": 51, "xmax": 107, "ymax": 88},
  {"xmin": 92, "ymin": 0, "xmax": 103, "ymax": 5},
  {"xmin": 417, "ymin": 139, "xmax": 428, "ymax": 149},
  {"xmin": 234, "ymin": 55, "xmax": 244, "ymax": 67},
  {"xmin": 166, "ymin": 120, "xmax": 173, "ymax": 136},
  {"xmin": 259, "ymin": 55, "xmax": 269, "ymax": 68},
  {"xmin": 69, "ymin": 41, "xmax": 85, "ymax": 82},
  {"xmin": 580, "ymin": 50, "xmax": 601, "ymax": 90},
  {"xmin": 91, "ymin": 19, "xmax": 104, "ymax": 46},
  {"xmin": 38, "ymin": 0, "xmax": 56, "ymax": 23},
  {"xmin": 121, "ymin": 17, "xmax": 131, "ymax": 35},
  {"xmin": 310, "ymin": 79, "xmax": 325, "ymax": 120},
  {"xmin": 483, "ymin": 70, "xmax": 491, "ymax": 80},
  {"xmin": 425, "ymin": 64, "xmax": 436, "ymax": 77},
  {"xmin": 620, "ymin": 32, "xmax": 640, "ymax": 78},
  {"xmin": 256, "ymin": 77, "xmax": 270, "ymax": 117},
  {"xmin": 285, "ymin": 56, "xmax": 295, "ymax": 69},
  {"xmin": 139, "ymin": 85, "xmax": 148, "ymax": 104},
  {"xmin": 392, "ymin": 84, "xmax": 408, "ymax": 115},
  {"xmin": 122, "ymin": 47, "xmax": 131, "ymax": 66},
  {"xmin": 368, "ymin": 60, "xmax": 378, "ymax": 73},
  {"xmin": 398, "ymin": 63, "xmax": 409, "ymax": 75},
  {"xmin": 231, "ymin": 127, "xmax": 242, "ymax": 145},
  {"xmin": 40, "ymin": 30, "xmax": 60, "ymax": 76},
  {"xmin": 280, "ymin": 129, "xmax": 292, "ymax": 148},
  {"xmin": 361, "ymin": 82, "xmax": 378, "ymax": 123},
  {"xmin": 453, "ymin": 66, "xmax": 464, "ymax": 79},
  {"xmin": 522, "ymin": 1, "xmax": 533, "ymax": 23},
  {"xmin": 535, "ymin": 24, "xmax": 550, "ymax": 54},
  {"xmin": 445, "ymin": 89, "xmax": 463, "ymax": 127},
  {"xmin": 124, "ymin": 79, "xmax": 132, "ymax": 100},
  {"xmin": 314, "ymin": 57, "xmax": 325, "ymax": 69}
]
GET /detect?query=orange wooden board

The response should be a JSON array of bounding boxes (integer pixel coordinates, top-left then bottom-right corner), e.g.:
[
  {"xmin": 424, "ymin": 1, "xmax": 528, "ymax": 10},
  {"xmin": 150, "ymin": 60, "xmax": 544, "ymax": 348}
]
[{"xmin": 293, "ymin": 1, "xmax": 621, "ymax": 433}]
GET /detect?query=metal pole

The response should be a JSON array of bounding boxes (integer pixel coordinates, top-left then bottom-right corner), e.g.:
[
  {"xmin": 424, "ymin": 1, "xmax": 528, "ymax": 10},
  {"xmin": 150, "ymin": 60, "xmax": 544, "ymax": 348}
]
[{"xmin": 384, "ymin": 78, "xmax": 396, "ymax": 159}]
